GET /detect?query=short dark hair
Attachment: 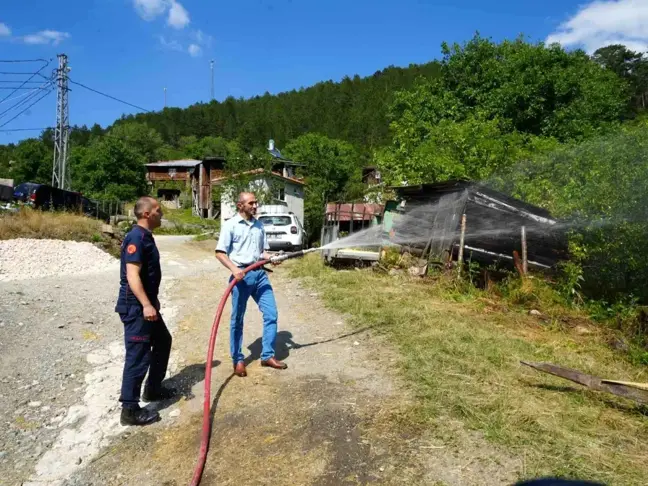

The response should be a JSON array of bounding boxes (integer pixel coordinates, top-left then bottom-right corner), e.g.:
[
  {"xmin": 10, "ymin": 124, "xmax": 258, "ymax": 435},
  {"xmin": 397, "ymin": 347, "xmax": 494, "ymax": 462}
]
[{"xmin": 134, "ymin": 196, "xmax": 157, "ymax": 219}]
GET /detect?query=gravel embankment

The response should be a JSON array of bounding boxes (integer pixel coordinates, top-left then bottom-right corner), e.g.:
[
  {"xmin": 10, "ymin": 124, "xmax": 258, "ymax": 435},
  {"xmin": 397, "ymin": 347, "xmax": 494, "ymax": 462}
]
[
  {"xmin": 0, "ymin": 240, "xmax": 121, "ymax": 486},
  {"xmin": 0, "ymin": 239, "xmax": 117, "ymax": 282}
]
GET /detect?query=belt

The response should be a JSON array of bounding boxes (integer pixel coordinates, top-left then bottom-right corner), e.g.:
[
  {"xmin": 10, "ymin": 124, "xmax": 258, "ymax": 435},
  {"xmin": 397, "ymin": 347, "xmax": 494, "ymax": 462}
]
[{"xmin": 236, "ymin": 263, "xmax": 273, "ymax": 273}]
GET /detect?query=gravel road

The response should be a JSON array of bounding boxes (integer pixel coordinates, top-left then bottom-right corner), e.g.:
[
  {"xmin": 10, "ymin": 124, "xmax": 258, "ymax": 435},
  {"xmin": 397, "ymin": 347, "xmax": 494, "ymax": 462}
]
[
  {"xmin": 1, "ymin": 236, "xmax": 522, "ymax": 486},
  {"xmin": 0, "ymin": 269, "xmax": 122, "ymax": 485}
]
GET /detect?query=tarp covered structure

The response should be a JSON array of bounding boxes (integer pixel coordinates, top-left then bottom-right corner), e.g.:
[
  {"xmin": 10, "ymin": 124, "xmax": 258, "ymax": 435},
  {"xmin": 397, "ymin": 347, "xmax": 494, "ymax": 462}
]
[{"xmin": 392, "ymin": 180, "xmax": 568, "ymax": 269}]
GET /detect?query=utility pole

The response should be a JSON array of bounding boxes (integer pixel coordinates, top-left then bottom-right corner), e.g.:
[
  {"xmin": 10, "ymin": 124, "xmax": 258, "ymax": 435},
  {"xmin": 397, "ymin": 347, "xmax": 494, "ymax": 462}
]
[
  {"xmin": 164, "ymin": 87, "xmax": 167, "ymax": 108},
  {"xmin": 52, "ymin": 53, "xmax": 70, "ymax": 191},
  {"xmin": 210, "ymin": 59, "xmax": 214, "ymax": 100}
]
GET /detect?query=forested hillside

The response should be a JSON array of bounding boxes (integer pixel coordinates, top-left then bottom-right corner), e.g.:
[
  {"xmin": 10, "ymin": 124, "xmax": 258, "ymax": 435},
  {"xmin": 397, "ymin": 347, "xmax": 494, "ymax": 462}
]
[{"xmin": 120, "ymin": 62, "xmax": 442, "ymax": 150}]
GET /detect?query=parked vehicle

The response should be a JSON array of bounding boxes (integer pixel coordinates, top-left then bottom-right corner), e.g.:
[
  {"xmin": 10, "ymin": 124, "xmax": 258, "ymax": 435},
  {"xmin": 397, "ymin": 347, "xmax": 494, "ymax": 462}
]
[
  {"xmin": 13, "ymin": 182, "xmax": 84, "ymax": 212},
  {"xmin": 258, "ymin": 212, "xmax": 306, "ymax": 251}
]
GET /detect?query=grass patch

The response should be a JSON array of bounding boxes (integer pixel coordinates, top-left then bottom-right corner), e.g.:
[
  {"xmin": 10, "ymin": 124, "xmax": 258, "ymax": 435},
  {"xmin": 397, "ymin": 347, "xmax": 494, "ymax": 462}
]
[
  {"xmin": 163, "ymin": 207, "xmax": 220, "ymax": 227},
  {"xmin": 156, "ymin": 207, "xmax": 220, "ymax": 236},
  {"xmin": 0, "ymin": 207, "xmax": 121, "ymax": 257},
  {"xmin": 290, "ymin": 255, "xmax": 648, "ymax": 485}
]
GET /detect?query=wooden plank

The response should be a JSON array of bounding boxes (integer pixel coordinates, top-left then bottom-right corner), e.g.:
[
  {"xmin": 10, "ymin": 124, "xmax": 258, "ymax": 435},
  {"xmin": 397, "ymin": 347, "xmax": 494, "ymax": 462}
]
[
  {"xmin": 521, "ymin": 361, "xmax": 648, "ymax": 404},
  {"xmin": 601, "ymin": 380, "xmax": 648, "ymax": 391}
]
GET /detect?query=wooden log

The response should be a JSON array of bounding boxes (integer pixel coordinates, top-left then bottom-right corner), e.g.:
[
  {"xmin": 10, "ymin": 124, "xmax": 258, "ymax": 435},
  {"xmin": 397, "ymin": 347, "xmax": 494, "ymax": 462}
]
[{"xmin": 520, "ymin": 361, "xmax": 648, "ymax": 404}]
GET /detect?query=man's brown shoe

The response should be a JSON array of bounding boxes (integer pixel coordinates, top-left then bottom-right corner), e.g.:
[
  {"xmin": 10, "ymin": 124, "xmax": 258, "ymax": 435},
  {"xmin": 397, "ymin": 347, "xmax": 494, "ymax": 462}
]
[
  {"xmin": 234, "ymin": 361, "xmax": 247, "ymax": 377},
  {"xmin": 261, "ymin": 357, "xmax": 288, "ymax": 370}
]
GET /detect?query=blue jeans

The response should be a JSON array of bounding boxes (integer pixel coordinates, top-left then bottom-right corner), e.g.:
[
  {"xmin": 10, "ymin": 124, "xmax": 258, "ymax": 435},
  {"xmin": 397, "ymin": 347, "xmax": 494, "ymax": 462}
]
[{"xmin": 230, "ymin": 268, "xmax": 278, "ymax": 364}]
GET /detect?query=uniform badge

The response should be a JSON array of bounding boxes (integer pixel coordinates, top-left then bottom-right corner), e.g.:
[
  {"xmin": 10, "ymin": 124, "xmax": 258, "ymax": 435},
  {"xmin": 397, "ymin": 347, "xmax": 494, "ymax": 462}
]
[{"xmin": 127, "ymin": 244, "xmax": 137, "ymax": 254}]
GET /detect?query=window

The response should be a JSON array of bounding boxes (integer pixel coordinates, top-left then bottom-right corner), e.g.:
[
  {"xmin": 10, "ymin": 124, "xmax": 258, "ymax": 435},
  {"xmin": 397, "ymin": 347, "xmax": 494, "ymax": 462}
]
[
  {"xmin": 276, "ymin": 187, "xmax": 285, "ymax": 201},
  {"xmin": 168, "ymin": 168, "xmax": 177, "ymax": 178},
  {"xmin": 259, "ymin": 216, "xmax": 292, "ymax": 226}
]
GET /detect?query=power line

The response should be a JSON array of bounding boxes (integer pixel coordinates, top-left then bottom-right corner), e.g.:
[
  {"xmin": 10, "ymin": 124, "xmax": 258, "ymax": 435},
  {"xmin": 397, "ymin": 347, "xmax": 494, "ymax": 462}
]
[
  {"xmin": 0, "ymin": 59, "xmax": 50, "ymax": 64},
  {"xmin": 0, "ymin": 127, "xmax": 50, "ymax": 132},
  {"xmin": 0, "ymin": 80, "xmax": 54, "ymax": 117},
  {"xmin": 0, "ymin": 71, "xmax": 48, "ymax": 75},
  {"xmin": 0, "ymin": 88, "xmax": 54, "ymax": 129},
  {"xmin": 0, "ymin": 86, "xmax": 52, "ymax": 90},
  {"xmin": 0, "ymin": 60, "xmax": 51, "ymax": 105},
  {"xmin": 68, "ymin": 79, "xmax": 151, "ymax": 113},
  {"xmin": 0, "ymin": 80, "xmax": 47, "ymax": 84}
]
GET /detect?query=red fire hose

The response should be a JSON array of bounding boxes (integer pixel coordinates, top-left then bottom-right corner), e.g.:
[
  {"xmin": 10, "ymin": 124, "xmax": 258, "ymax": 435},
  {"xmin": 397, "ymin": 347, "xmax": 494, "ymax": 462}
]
[
  {"xmin": 189, "ymin": 249, "xmax": 310, "ymax": 486},
  {"xmin": 189, "ymin": 259, "xmax": 267, "ymax": 486}
]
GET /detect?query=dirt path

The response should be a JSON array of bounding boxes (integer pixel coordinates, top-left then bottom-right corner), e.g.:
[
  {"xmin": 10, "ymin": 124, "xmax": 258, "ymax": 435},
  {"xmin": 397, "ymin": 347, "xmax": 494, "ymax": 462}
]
[{"xmin": 58, "ymin": 237, "xmax": 522, "ymax": 486}]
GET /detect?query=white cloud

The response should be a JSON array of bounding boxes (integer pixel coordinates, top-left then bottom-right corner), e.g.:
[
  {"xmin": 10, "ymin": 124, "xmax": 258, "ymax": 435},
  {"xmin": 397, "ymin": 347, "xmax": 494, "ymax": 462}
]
[
  {"xmin": 0, "ymin": 23, "xmax": 11, "ymax": 37},
  {"xmin": 159, "ymin": 35, "xmax": 183, "ymax": 52},
  {"xmin": 168, "ymin": 0, "xmax": 190, "ymax": 29},
  {"xmin": 546, "ymin": 0, "xmax": 648, "ymax": 54},
  {"xmin": 23, "ymin": 30, "xmax": 70, "ymax": 46},
  {"xmin": 188, "ymin": 43, "xmax": 201, "ymax": 57},
  {"xmin": 133, "ymin": 0, "xmax": 168, "ymax": 21},
  {"xmin": 192, "ymin": 29, "xmax": 213, "ymax": 48}
]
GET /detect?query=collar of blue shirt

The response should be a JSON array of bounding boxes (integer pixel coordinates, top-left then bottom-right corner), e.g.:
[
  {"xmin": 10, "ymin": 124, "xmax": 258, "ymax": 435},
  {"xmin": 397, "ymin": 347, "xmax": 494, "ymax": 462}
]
[{"xmin": 232, "ymin": 213, "xmax": 257, "ymax": 226}]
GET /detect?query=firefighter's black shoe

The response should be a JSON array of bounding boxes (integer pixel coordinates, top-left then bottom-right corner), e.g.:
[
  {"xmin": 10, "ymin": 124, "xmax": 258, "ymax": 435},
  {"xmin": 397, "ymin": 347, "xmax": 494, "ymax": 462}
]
[
  {"xmin": 120, "ymin": 407, "xmax": 160, "ymax": 426},
  {"xmin": 142, "ymin": 386, "xmax": 178, "ymax": 402}
]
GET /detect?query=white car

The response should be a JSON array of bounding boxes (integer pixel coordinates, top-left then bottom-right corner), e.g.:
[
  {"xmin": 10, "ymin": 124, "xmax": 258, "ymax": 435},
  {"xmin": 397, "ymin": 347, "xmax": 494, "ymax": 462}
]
[{"xmin": 258, "ymin": 213, "xmax": 306, "ymax": 251}]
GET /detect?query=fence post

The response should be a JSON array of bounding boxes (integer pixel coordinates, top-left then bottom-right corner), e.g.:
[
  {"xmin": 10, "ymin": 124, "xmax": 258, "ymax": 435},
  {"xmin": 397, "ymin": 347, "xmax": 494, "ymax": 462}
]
[
  {"xmin": 457, "ymin": 213, "xmax": 467, "ymax": 276},
  {"xmin": 521, "ymin": 225, "xmax": 528, "ymax": 275}
]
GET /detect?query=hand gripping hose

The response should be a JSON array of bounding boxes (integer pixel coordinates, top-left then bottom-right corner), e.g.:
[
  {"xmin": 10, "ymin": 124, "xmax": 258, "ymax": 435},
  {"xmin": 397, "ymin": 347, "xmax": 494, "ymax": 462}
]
[{"xmin": 189, "ymin": 249, "xmax": 311, "ymax": 486}]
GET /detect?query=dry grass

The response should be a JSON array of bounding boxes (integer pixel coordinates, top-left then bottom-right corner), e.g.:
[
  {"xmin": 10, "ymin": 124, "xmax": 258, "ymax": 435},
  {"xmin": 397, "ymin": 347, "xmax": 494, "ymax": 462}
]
[
  {"xmin": 290, "ymin": 255, "xmax": 648, "ymax": 485},
  {"xmin": 0, "ymin": 207, "xmax": 121, "ymax": 256},
  {"xmin": 0, "ymin": 207, "xmax": 102, "ymax": 241}
]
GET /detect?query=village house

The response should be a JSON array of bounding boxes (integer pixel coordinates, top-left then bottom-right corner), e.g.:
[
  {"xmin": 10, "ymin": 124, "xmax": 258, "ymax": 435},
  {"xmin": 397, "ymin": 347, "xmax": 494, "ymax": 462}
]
[{"xmin": 144, "ymin": 141, "xmax": 306, "ymax": 225}]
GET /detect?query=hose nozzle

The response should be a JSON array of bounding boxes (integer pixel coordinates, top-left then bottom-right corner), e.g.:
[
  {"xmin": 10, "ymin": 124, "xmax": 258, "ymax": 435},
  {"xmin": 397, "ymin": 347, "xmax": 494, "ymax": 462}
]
[{"xmin": 270, "ymin": 247, "xmax": 319, "ymax": 264}]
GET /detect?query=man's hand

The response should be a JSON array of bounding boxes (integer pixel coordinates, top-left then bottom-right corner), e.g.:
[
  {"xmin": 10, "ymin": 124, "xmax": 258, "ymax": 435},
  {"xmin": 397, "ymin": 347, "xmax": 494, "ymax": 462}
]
[
  {"xmin": 143, "ymin": 304, "xmax": 159, "ymax": 321},
  {"xmin": 232, "ymin": 268, "xmax": 245, "ymax": 281}
]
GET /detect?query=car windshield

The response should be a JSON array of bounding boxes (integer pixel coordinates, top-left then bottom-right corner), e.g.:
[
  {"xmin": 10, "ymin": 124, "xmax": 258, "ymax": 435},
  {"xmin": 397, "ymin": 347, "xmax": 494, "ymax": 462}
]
[
  {"xmin": 14, "ymin": 183, "xmax": 37, "ymax": 193},
  {"xmin": 259, "ymin": 216, "xmax": 292, "ymax": 226}
]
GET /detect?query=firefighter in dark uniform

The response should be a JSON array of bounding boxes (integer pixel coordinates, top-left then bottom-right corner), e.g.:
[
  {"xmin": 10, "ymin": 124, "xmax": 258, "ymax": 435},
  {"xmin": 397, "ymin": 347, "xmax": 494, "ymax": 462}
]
[{"xmin": 115, "ymin": 196, "xmax": 176, "ymax": 426}]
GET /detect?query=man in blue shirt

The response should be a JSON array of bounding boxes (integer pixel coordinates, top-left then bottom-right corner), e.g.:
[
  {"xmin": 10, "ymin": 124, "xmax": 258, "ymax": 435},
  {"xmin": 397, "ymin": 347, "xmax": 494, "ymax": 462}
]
[
  {"xmin": 215, "ymin": 191, "xmax": 286, "ymax": 377},
  {"xmin": 115, "ymin": 196, "xmax": 175, "ymax": 426}
]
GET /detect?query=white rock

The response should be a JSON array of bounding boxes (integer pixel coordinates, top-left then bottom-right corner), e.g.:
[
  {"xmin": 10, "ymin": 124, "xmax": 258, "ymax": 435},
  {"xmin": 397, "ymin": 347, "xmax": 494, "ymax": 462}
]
[
  {"xmin": 169, "ymin": 409, "xmax": 181, "ymax": 418},
  {"xmin": 28, "ymin": 401, "xmax": 42, "ymax": 408},
  {"xmin": 353, "ymin": 341, "xmax": 360, "ymax": 346},
  {"xmin": 0, "ymin": 239, "xmax": 117, "ymax": 282}
]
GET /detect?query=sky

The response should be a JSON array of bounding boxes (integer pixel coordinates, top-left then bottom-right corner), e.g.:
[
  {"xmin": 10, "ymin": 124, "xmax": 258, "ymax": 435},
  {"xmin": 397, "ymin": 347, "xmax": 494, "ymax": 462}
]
[{"xmin": 1, "ymin": 0, "xmax": 647, "ymax": 145}]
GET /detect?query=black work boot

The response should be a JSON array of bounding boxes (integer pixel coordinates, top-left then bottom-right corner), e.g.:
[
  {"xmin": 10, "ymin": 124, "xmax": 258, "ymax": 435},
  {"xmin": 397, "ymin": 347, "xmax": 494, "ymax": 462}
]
[
  {"xmin": 120, "ymin": 407, "xmax": 160, "ymax": 426},
  {"xmin": 142, "ymin": 385, "xmax": 177, "ymax": 402}
]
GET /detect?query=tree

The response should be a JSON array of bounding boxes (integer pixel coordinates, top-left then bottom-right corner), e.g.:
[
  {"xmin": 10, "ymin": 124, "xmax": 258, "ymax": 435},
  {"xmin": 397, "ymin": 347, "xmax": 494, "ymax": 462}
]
[
  {"xmin": 377, "ymin": 35, "xmax": 629, "ymax": 185},
  {"xmin": 106, "ymin": 122, "xmax": 164, "ymax": 163},
  {"xmin": 593, "ymin": 44, "xmax": 648, "ymax": 111},
  {"xmin": 72, "ymin": 136, "xmax": 147, "ymax": 200},
  {"xmin": 283, "ymin": 134, "xmax": 362, "ymax": 241},
  {"xmin": 9, "ymin": 138, "xmax": 52, "ymax": 184},
  {"xmin": 183, "ymin": 136, "xmax": 229, "ymax": 159}
]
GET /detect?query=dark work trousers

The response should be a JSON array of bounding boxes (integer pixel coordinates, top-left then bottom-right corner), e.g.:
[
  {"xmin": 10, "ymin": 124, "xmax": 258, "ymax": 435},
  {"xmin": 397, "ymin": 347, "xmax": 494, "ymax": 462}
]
[{"xmin": 118, "ymin": 305, "xmax": 172, "ymax": 409}]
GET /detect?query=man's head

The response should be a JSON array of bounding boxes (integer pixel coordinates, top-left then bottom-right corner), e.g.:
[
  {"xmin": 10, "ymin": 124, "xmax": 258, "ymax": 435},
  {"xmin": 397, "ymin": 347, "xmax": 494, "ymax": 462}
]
[
  {"xmin": 236, "ymin": 192, "xmax": 258, "ymax": 220},
  {"xmin": 134, "ymin": 196, "xmax": 163, "ymax": 230}
]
